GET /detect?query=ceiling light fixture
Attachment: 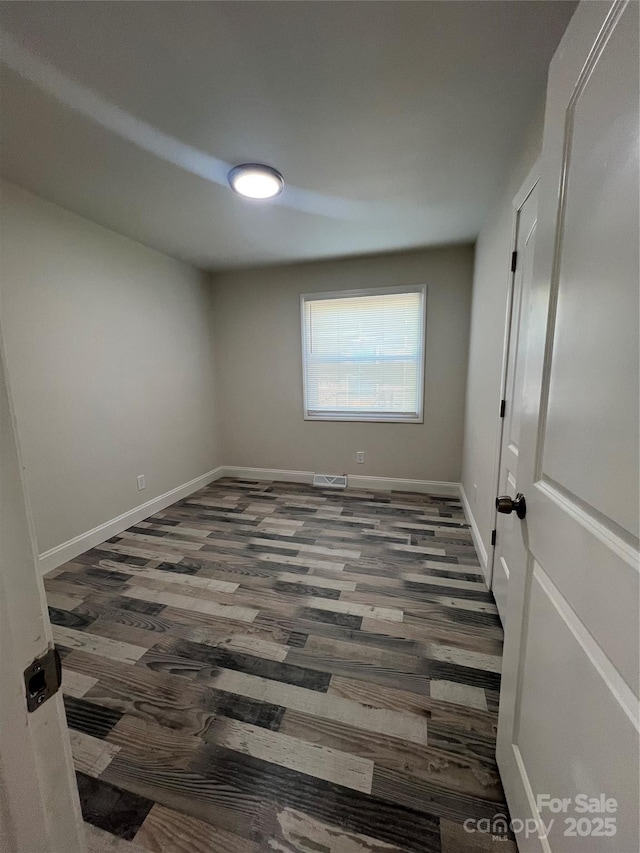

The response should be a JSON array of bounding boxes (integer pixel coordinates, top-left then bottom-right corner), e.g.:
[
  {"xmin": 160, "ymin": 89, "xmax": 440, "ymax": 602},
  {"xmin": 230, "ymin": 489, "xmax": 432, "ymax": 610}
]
[{"xmin": 228, "ymin": 163, "xmax": 284, "ymax": 200}]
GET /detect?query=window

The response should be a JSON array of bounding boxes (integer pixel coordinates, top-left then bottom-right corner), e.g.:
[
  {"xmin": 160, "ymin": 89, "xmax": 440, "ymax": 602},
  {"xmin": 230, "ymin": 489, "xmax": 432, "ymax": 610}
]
[{"xmin": 301, "ymin": 285, "xmax": 427, "ymax": 422}]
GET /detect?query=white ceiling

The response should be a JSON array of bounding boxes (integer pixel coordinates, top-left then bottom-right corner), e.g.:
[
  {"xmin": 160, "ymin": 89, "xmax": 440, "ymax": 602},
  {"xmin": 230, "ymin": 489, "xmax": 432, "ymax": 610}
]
[{"xmin": 0, "ymin": 1, "xmax": 575, "ymax": 270}]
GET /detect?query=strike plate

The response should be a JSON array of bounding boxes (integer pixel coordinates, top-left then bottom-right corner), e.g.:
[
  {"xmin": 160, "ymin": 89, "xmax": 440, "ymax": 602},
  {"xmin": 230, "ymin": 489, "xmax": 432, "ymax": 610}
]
[{"xmin": 24, "ymin": 646, "xmax": 62, "ymax": 712}]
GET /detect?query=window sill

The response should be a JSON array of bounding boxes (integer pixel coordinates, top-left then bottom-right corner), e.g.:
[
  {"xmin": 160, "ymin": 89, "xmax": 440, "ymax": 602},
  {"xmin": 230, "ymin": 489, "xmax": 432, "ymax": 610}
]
[{"xmin": 304, "ymin": 414, "xmax": 423, "ymax": 424}]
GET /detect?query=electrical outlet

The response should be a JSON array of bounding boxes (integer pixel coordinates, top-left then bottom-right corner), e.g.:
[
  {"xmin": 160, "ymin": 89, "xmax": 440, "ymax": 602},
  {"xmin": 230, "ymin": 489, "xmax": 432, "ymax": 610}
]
[
  {"xmin": 136, "ymin": 474, "xmax": 146, "ymax": 491},
  {"xmin": 356, "ymin": 451, "xmax": 365, "ymax": 464}
]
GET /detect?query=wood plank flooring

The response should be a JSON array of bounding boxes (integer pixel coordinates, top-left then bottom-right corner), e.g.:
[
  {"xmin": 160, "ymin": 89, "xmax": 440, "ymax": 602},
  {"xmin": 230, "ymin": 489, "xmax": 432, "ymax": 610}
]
[{"xmin": 45, "ymin": 478, "xmax": 516, "ymax": 853}]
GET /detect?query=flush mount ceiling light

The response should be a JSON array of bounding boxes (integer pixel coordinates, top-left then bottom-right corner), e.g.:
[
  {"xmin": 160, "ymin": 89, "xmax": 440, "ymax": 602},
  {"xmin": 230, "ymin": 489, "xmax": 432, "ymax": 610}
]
[{"xmin": 228, "ymin": 163, "xmax": 284, "ymax": 200}]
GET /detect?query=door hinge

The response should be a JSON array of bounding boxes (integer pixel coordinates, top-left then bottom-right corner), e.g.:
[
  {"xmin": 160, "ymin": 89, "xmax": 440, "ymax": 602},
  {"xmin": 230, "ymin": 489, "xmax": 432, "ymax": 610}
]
[
  {"xmin": 511, "ymin": 251, "xmax": 518, "ymax": 272},
  {"xmin": 24, "ymin": 646, "xmax": 61, "ymax": 712},
  {"xmin": 491, "ymin": 529, "xmax": 497, "ymax": 547},
  {"xmin": 500, "ymin": 399, "xmax": 506, "ymax": 418}
]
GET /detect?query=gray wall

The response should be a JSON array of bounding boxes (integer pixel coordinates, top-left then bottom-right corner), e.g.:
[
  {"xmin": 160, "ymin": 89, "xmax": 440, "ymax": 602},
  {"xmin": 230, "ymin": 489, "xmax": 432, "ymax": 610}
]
[
  {"xmin": 460, "ymin": 103, "xmax": 545, "ymax": 570},
  {"xmin": 0, "ymin": 181, "xmax": 221, "ymax": 555},
  {"xmin": 0, "ymin": 182, "xmax": 475, "ymax": 561},
  {"xmin": 211, "ymin": 246, "xmax": 473, "ymax": 483}
]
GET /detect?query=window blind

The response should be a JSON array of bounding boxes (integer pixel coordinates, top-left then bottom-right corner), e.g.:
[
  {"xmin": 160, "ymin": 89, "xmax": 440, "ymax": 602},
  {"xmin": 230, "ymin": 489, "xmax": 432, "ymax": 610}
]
[{"xmin": 301, "ymin": 285, "xmax": 426, "ymax": 422}]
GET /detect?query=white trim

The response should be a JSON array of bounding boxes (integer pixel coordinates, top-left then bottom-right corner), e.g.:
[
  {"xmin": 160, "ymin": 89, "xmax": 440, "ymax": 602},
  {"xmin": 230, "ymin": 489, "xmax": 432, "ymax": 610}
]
[
  {"xmin": 348, "ymin": 474, "xmax": 459, "ymax": 497},
  {"xmin": 223, "ymin": 466, "xmax": 460, "ymax": 497},
  {"xmin": 300, "ymin": 284, "xmax": 428, "ymax": 302},
  {"xmin": 300, "ymin": 284, "xmax": 427, "ymax": 424},
  {"xmin": 303, "ymin": 413, "xmax": 424, "ymax": 424},
  {"xmin": 222, "ymin": 466, "xmax": 315, "ymax": 485},
  {"xmin": 459, "ymin": 484, "xmax": 489, "ymax": 580},
  {"xmin": 39, "ymin": 466, "xmax": 225, "ymax": 575},
  {"xmin": 39, "ymin": 464, "xmax": 462, "ymax": 576}
]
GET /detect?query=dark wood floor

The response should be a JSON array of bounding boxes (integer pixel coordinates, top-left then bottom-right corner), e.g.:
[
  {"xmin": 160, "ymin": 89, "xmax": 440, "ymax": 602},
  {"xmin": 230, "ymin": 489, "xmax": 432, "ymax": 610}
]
[{"xmin": 45, "ymin": 478, "xmax": 516, "ymax": 853}]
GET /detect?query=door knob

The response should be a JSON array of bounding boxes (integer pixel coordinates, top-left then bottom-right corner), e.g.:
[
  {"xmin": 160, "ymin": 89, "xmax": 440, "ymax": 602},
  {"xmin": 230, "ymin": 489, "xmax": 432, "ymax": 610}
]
[{"xmin": 496, "ymin": 493, "xmax": 527, "ymax": 519}]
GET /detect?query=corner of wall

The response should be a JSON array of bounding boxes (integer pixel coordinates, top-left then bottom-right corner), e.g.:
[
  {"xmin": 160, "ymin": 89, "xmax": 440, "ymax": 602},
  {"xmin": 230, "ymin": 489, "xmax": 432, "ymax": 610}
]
[
  {"xmin": 459, "ymin": 483, "xmax": 489, "ymax": 583},
  {"xmin": 207, "ymin": 270, "xmax": 224, "ymax": 467}
]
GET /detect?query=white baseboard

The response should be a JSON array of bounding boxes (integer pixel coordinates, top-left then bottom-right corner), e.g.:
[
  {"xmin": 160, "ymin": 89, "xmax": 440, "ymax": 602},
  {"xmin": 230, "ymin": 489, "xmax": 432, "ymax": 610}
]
[
  {"xmin": 348, "ymin": 474, "xmax": 460, "ymax": 497},
  {"xmin": 39, "ymin": 464, "xmax": 462, "ymax": 576},
  {"xmin": 221, "ymin": 466, "xmax": 315, "ymax": 485},
  {"xmin": 459, "ymin": 484, "xmax": 489, "ymax": 582},
  {"xmin": 221, "ymin": 466, "xmax": 460, "ymax": 497},
  {"xmin": 39, "ymin": 466, "xmax": 225, "ymax": 575}
]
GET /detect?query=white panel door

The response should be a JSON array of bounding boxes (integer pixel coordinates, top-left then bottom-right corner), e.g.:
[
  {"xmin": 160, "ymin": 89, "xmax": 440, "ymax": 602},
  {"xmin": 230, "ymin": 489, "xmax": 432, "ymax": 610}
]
[
  {"xmin": 492, "ymin": 175, "xmax": 538, "ymax": 623},
  {"xmin": 0, "ymin": 326, "xmax": 85, "ymax": 851},
  {"xmin": 497, "ymin": 2, "xmax": 639, "ymax": 852}
]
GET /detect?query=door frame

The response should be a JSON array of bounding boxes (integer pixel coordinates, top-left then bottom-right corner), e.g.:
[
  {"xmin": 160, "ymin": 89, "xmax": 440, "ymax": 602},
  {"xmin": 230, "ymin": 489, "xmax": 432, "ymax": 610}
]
[
  {"xmin": 0, "ymin": 322, "xmax": 86, "ymax": 853},
  {"xmin": 487, "ymin": 163, "xmax": 540, "ymax": 590}
]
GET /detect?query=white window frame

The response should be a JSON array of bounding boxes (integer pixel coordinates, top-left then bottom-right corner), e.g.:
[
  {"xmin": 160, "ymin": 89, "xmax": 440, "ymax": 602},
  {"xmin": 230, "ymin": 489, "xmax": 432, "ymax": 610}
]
[{"xmin": 300, "ymin": 284, "xmax": 427, "ymax": 423}]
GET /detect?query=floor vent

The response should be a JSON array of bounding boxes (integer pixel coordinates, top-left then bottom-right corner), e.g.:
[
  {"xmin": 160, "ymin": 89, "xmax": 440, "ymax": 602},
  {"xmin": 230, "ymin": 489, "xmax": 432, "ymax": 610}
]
[{"xmin": 313, "ymin": 473, "xmax": 348, "ymax": 489}]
